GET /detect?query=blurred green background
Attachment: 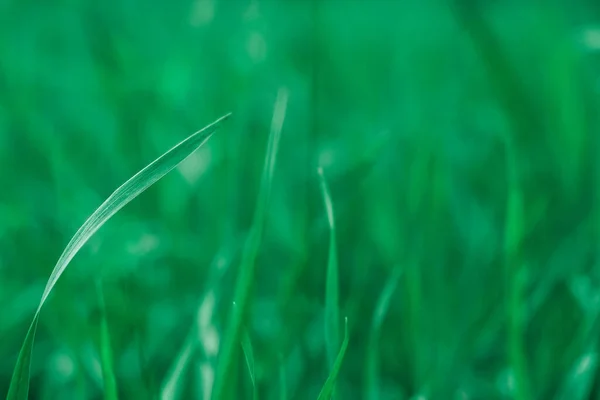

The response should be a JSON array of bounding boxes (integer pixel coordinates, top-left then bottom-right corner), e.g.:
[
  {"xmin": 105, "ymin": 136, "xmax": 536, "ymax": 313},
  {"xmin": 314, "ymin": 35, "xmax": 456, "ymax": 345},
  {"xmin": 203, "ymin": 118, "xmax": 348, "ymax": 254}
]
[{"xmin": 3, "ymin": 0, "xmax": 600, "ymax": 399}]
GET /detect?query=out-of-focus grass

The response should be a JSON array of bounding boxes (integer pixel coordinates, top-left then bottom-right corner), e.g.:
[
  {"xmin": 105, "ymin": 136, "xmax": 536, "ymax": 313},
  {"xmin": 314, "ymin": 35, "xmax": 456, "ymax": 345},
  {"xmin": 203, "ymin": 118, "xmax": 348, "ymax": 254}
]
[
  {"xmin": 240, "ymin": 323, "xmax": 257, "ymax": 400},
  {"xmin": 279, "ymin": 354, "xmax": 287, "ymax": 400},
  {"xmin": 2, "ymin": 1, "xmax": 600, "ymax": 399},
  {"xmin": 318, "ymin": 166, "xmax": 341, "ymax": 399},
  {"xmin": 318, "ymin": 168, "xmax": 339, "ymax": 369},
  {"xmin": 317, "ymin": 317, "xmax": 349, "ymax": 400},
  {"xmin": 213, "ymin": 88, "xmax": 287, "ymax": 399},
  {"xmin": 95, "ymin": 280, "xmax": 118, "ymax": 400},
  {"xmin": 159, "ymin": 323, "xmax": 195, "ymax": 400},
  {"xmin": 365, "ymin": 265, "xmax": 401, "ymax": 400}
]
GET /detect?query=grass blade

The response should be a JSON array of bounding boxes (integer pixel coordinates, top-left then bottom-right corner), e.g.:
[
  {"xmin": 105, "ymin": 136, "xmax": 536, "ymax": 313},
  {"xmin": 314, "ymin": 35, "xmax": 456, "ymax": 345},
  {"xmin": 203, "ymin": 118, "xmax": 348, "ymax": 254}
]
[
  {"xmin": 318, "ymin": 167, "xmax": 340, "ymax": 371},
  {"xmin": 6, "ymin": 321, "xmax": 38, "ymax": 400},
  {"xmin": 212, "ymin": 89, "xmax": 287, "ymax": 400},
  {"xmin": 240, "ymin": 327, "xmax": 257, "ymax": 400},
  {"xmin": 159, "ymin": 329, "xmax": 196, "ymax": 400},
  {"xmin": 279, "ymin": 354, "xmax": 286, "ymax": 400},
  {"xmin": 161, "ymin": 245, "xmax": 239, "ymax": 400},
  {"xmin": 555, "ymin": 352, "xmax": 598, "ymax": 400},
  {"xmin": 365, "ymin": 266, "xmax": 402, "ymax": 400},
  {"xmin": 6, "ymin": 113, "xmax": 231, "ymax": 400},
  {"xmin": 317, "ymin": 317, "xmax": 350, "ymax": 400},
  {"xmin": 232, "ymin": 299, "xmax": 258, "ymax": 400},
  {"xmin": 96, "ymin": 280, "xmax": 118, "ymax": 400},
  {"xmin": 450, "ymin": 4, "xmax": 534, "ymax": 398}
]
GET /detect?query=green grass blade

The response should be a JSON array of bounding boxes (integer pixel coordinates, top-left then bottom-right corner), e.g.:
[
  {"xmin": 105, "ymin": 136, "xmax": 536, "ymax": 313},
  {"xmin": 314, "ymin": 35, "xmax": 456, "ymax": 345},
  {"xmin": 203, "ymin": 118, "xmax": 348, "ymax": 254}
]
[
  {"xmin": 365, "ymin": 266, "xmax": 402, "ymax": 400},
  {"xmin": 505, "ymin": 165, "xmax": 531, "ymax": 400},
  {"xmin": 318, "ymin": 167, "xmax": 340, "ymax": 371},
  {"xmin": 317, "ymin": 317, "xmax": 350, "ymax": 400},
  {"xmin": 556, "ymin": 352, "xmax": 597, "ymax": 400},
  {"xmin": 6, "ymin": 113, "xmax": 230, "ymax": 400},
  {"xmin": 96, "ymin": 280, "xmax": 118, "ymax": 400},
  {"xmin": 212, "ymin": 89, "xmax": 287, "ymax": 400},
  {"xmin": 6, "ymin": 320, "xmax": 38, "ymax": 400},
  {"xmin": 279, "ymin": 354, "xmax": 286, "ymax": 400},
  {"xmin": 159, "ymin": 330, "xmax": 196, "ymax": 400},
  {"xmin": 240, "ymin": 326, "xmax": 257, "ymax": 400},
  {"xmin": 451, "ymin": 4, "xmax": 534, "ymax": 398},
  {"xmin": 232, "ymin": 299, "xmax": 258, "ymax": 400}
]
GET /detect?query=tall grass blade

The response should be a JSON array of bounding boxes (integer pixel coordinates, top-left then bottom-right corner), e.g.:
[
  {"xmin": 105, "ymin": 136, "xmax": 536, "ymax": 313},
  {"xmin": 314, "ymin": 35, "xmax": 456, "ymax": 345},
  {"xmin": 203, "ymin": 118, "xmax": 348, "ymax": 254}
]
[
  {"xmin": 317, "ymin": 317, "xmax": 349, "ymax": 400},
  {"xmin": 161, "ymin": 245, "xmax": 238, "ymax": 400},
  {"xmin": 279, "ymin": 354, "xmax": 287, "ymax": 400},
  {"xmin": 159, "ymin": 329, "xmax": 196, "ymax": 400},
  {"xmin": 6, "ymin": 113, "xmax": 231, "ymax": 400},
  {"xmin": 451, "ymin": 4, "xmax": 534, "ymax": 399},
  {"xmin": 231, "ymin": 299, "xmax": 258, "ymax": 400},
  {"xmin": 505, "ymin": 164, "xmax": 531, "ymax": 400},
  {"xmin": 212, "ymin": 89, "xmax": 287, "ymax": 400},
  {"xmin": 240, "ymin": 327, "xmax": 257, "ymax": 400},
  {"xmin": 365, "ymin": 266, "xmax": 402, "ymax": 400},
  {"xmin": 318, "ymin": 166, "xmax": 340, "ymax": 398},
  {"xmin": 96, "ymin": 280, "xmax": 119, "ymax": 400}
]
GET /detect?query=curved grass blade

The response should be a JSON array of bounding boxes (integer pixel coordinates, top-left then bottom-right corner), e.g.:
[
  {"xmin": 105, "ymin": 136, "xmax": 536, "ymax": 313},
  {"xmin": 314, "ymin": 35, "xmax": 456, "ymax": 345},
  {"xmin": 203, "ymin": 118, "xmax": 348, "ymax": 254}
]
[
  {"xmin": 318, "ymin": 166, "xmax": 340, "ymax": 372},
  {"xmin": 317, "ymin": 317, "xmax": 349, "ymax": 400},
  {"xmin": 96, "ymin": 280, "xmax": 118, "ymax": 400},
  {"xmin": 6, "ymin": 113, "xmax": 231, "ymax": 400},
  {"xmin": 212, "ymin": 89, "xmax": 287, "ymax": 400},
  {"xmin": 365, "ymin": 266, "xmax": 402, "ymax": 400}
]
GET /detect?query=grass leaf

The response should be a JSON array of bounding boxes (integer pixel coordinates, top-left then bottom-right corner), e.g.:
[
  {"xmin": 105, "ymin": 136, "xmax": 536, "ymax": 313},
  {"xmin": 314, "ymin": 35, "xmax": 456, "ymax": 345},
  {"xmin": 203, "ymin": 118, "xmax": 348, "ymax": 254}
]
[
  {"xmin": 556, "ymin": 352, "xmax": 598, "ymax": 400},
  {"xmin": 6, "ymin": 113, "xmax": 231, "ymax": 400},
  {"xmin": 241, "ymin": 327, "xmax": 257, "ymax": 400},
  {"xmin": 159, "ymin": 329, "xmax": 196, "ymax": 400},
  {"xmin": 96, "ymin": 280, "xmax": 118, "ymax": 400},
  {"xmin": 231, "ymin": 299, "xmax": 258, "ymax": 400},
  {"xmin": 279, "ymin": 354, "xmax": 287, "ymax": 400},
  {"xmin": 317, "ymin": 317, "xmax": 350, "ymax": 400},
  {"xmin": 365, "ymin": 266, "xmax": 402, "ymax": 400},
  {"xmin": 212, "ymin": 89, "xmax": 287, "ymax": 400},
  {"xmin": 318, "ymin": 166, "xmax": 340, "ymax": 371}
]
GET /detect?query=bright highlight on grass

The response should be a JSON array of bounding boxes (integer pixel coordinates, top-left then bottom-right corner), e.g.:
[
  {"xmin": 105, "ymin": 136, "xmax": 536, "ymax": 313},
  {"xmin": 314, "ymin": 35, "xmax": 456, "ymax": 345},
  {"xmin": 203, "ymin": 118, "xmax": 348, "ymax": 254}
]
[
  {"xmin": 241, "ymin": 324, "xmax": 257, "ymax": 400},
  {"xmin": 318, "ymin": 166, "xmax": 343, "ymax": 398},
  {"xmin": 6, "ymin": 113, "xmax": 231, "ymax": 400},
  {"xmin": 318, "ymin": 166, "xmax": 340, "ymax": 370}
]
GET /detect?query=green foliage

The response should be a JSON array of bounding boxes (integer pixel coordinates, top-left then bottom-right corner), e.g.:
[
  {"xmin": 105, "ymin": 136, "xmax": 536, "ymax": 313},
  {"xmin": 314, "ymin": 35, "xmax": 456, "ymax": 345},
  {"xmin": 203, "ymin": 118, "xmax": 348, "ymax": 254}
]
[
  {"xmin": 5, "ymin": 114, "xmax": 228, "ymax": 399},
  {"xmin": 213, "ymin": 88, "xmax": 287, "ymax": 400},
  {"xmin": 318, "ymin": 166, "xmax": 341, "ymax": 398},
  {"xmin": 318, "ymin": 167, "xmax": 339, "ymax": 369},
  {"xmin": 279, "ymin": 354, "xmax": 287, "ymax": 400},
  {"xmin": 241, "ymin": 325, "xmax": 257, "ymax": 400},
  {"xmin": 365, "ymin": 265, "xmax": 402, "ymax": 400},
  {"xmin": 96, "ymin": 280, "xmax": 118, "ymax": 400},
  {"xmin": 2, "ymin": 1, "xmax": 600, "ymax": 399},
  {"xmin": 159, "ymin": 326, "xmax": 195, "ymax": 400},
  {"xmin": 317, "ymin": 317, "xmax": 349, "ymax": 400}
]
